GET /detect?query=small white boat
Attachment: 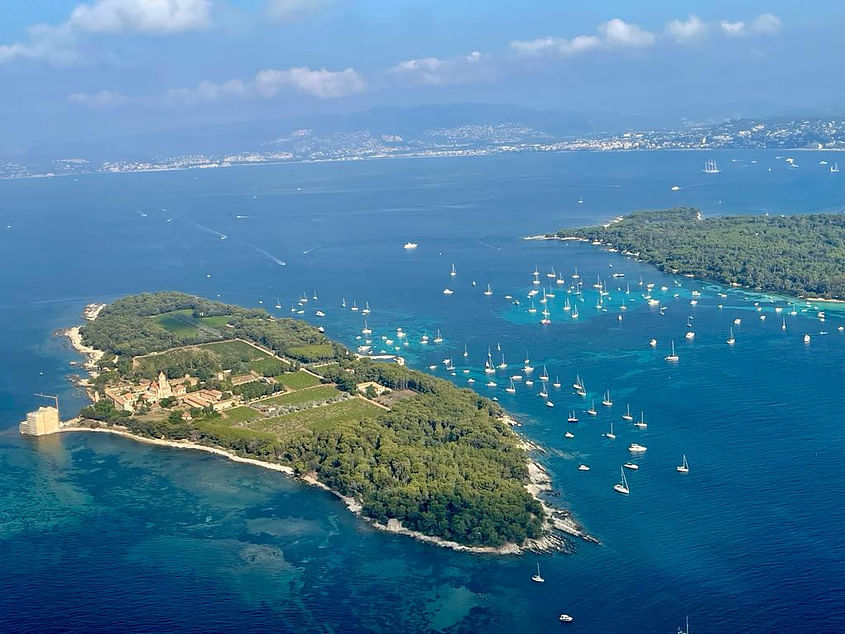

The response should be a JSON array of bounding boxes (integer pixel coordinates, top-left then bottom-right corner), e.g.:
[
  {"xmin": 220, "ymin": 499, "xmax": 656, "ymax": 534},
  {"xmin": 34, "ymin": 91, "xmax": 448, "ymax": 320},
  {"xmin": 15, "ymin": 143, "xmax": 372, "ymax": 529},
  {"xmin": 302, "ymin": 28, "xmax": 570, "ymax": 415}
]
[
  {"xmin": 603, "ymin": 422, "xmax": 616, "ymax": 439},
  {"xmin": 315, "ymin": 310, "xmax": 326, "ymax": 317},
  {"xmin": 483, "ymin": 284, "xmax": 493, "ymax": 296},
  {"xmin": 442, "ymin": 288, "xmax": 454, "ymax": 295},
  {"xmin": 450, "ymin": 263, "xmax": 456, "ymax": 277},
  {"xmin": 552, "ymin": 377, "xmax": 561, "ymax": 389},
  {"xmin": 586, "ymin": 400, "xmax": 597, "ymax": 416},
  {"xmin": 567, "ymin": 411, "xmax": 578, "ymax": 423},
  {"xmin": 634, "ymin": 411, "xmax": 647, "ymax": 429},
  {"xmin": 564, "ymin": 431, "xmax": 574, "ymax": 439},
  {"xmin": 621, "ymin": 404, "xmax": 633, "ymax": 421},
  {"xmin": 803, "ymin": 333, "xmax": 811, "ymax": 344},
  {"xmin": 433, "ymin": 329, "xmax": 443, "ymax": 344},
  {"xmin": 545, "ymin": 400, "xmax": 555, "ymax": 408},
  {"xmin": 649, "ymin": 338, "xmax": 657, "ymax": 347},
  {"xmin": 733, "ymin": 318, "xmax": 741, "ymax": 326},
  {"xmin": 685, "ymin": 331, "xmax": 695, "ymax": 340},
  {"xmin": 665, "ymin": 340, "xmax": 679, "ymax": 362},
  {"xmin": 558, "ymin": 613, "xmax": 574, "ymax": 623},
  {"xmin": 403, "ymin": 242, "xmax": 418, "ymax": 250},
  {"xmin": 727, "ymin": 327, "xmax": 735, "ymax": 345},
  {"xmin": 629, "ymin": 443, "xmax": 647, "ymax": 453},
  {"xmin": 505, "ymin": 380, "xmax": 516, "ymax": 394},
  {"xmin": 577, "ymin": 464, "xmax": 590, "ymax": 471},
  {"xmin": 601, "ymin": 389, "xmax": 613, "ymax": 407},
  {"xmin": 623, "ymin": 462, "xmax": 639, "ymax": 471},
  {"xmin": 486, "ymin": 380, "xmax": 497, "ymax": 388},
  {"xmin": 614, "ymin": 467, "xmax": 630, "ymax": 495},
  {"xmin": 531, "ymin": 562, "xmax": 544, "ymax": 583},
  {"xmin": 361, "ymin": 320, "xmax": 372, "ymax": 335},
  {"xmin": 676, "ymin": 454, "xmax": 690, "ymax": 474}
]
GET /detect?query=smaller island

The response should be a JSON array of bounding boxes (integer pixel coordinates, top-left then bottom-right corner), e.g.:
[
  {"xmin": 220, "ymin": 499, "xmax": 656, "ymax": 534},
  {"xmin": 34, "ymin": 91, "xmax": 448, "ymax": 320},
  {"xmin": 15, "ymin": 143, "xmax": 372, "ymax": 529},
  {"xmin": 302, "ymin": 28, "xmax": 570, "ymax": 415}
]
[
  {"xmin": 38, "ymin": 292, "xmax": 587, "ymax": 554},
  {"xmin": 552, "ymin": 207, "xmax": 845, "ymax": 300}
]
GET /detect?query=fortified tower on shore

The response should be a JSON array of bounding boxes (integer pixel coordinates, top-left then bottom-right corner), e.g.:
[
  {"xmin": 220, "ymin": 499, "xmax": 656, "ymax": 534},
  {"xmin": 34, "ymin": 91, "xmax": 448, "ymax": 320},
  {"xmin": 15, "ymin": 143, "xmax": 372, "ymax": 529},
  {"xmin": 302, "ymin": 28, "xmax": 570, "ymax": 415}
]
[
  {"xmin": 157, "ymin": 371, "xmax": 173, "ymax": 400},
  {"xmin": 19, "ymin": 406, "xmax": 60, "ymax": 436}
]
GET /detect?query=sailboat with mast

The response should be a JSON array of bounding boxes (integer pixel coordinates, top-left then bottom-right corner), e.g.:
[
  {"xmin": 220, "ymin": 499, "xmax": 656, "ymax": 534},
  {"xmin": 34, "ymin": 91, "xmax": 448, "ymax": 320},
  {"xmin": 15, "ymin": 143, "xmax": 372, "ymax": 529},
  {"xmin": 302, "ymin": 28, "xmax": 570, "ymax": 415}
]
[
  {"xmin": 622, "ymin": 404, "xmax": 633, "ymax": 421},
  {"xmin": 603, "ymin": 421, "xmax": 616, "ymax": 439},
  {"xmin": 531, "ymin": 562, "xmax": 544, "ymax": 583},
  {"xmin": 450, "ymin": 263, "xmax": 457, "ymax": 277},
  {"xmin": 676, "ymin": 454, "xmax": 690, "ymax": 474},
  {"xmin": 703, "ymin": 158, "xmax": 721, "ymax": 174},
  {"xmin": 727, "ymin": 327, "xmax": 736, "ymax": 345},
  {"xmin": 613, "ymin": 467, "xmax": 630, "ymax": 495},
  {"xmin": 634, "ymin": 411, "xmax": 647, "ymax": 429},
  {"xmin": 665, "ymin": 340, "xmax": 679, "ymax": 362}
]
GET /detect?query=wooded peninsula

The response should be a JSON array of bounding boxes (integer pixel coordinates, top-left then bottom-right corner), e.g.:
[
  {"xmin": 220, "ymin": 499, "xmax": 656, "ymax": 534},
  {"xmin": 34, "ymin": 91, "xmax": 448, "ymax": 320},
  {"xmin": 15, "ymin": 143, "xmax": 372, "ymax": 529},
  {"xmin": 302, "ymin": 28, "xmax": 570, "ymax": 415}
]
[
  {"xmin": 555, "ymin": 208, "xmax": 845, "ymax": 300},
  {"xmin": 71, "ymin": 292, "xmax": 564, "ymax": 552}
]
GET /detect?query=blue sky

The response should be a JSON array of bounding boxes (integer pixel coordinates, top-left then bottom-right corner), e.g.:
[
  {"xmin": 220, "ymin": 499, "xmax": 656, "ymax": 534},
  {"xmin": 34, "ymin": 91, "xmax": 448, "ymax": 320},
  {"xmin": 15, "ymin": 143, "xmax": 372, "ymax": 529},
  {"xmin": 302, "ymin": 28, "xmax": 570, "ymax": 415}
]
[{"xmin": 1, "ymin": 1, "xmax": 844, "ymax": 150}]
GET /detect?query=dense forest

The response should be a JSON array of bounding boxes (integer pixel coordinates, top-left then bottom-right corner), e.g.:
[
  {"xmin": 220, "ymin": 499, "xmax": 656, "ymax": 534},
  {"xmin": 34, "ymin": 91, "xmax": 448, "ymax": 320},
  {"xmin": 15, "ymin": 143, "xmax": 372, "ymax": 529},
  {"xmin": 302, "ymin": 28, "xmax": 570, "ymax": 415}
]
[
  {"xmin": 81, "ymin": 291, "xmax": 346, "ymax": 362},
  {"xmin": 79, "ymin": 294, "xmax": 546, "ymax": 549},
  {"xmin": 558, "ymin": 208, "xmax": 845, "ymax": 299}
]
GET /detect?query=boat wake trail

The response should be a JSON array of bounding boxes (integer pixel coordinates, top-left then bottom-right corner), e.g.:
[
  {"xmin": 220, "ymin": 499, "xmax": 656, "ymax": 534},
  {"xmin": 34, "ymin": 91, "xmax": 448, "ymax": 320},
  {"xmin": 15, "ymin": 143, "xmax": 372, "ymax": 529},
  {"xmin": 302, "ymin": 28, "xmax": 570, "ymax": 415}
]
[
  {"xmin": 192, "ymin": 222, "xmax": 228, "ymax": 240},
  {"xmin": 247, "ymin": 243, "xmax": 287, "ymax": 266},
  {"xmin": 302, "ymin": 244, "xmax": 322, "ymax": 255}
]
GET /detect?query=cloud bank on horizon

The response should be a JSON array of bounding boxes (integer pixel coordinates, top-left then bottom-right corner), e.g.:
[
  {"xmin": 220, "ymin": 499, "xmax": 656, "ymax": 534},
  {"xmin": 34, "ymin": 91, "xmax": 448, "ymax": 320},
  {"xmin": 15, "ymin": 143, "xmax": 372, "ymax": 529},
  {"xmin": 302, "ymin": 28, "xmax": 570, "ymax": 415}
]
[{"xmin": 0, "ymin": 0, "xmax": 832, "ymax": 142}]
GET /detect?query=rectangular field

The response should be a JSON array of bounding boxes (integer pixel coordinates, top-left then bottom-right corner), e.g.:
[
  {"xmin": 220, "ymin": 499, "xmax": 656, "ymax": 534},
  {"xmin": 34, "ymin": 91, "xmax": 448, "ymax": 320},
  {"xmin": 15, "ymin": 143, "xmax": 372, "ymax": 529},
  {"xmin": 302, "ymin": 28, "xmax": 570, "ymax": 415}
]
[
  {"xmin": 250, "ymin": 398, "xmax": 383, "ymax": 438},
  {"xmin": 274, "ymin": 370, "xmax": 322, "ymax": 390},
  {"xmin": 259, "ymin": 385, "xmax": 340, "ymax": 407},
  {"xmin": 222, "ymin": 406, "xmax": 262, "ymax": 424}
]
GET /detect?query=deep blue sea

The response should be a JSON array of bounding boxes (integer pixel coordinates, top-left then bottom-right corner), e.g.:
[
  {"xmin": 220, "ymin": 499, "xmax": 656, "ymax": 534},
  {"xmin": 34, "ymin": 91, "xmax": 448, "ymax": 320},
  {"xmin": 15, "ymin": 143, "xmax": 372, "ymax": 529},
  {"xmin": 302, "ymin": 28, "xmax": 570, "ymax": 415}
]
[{"xmin": 1, "ymin": 150, "xmax": 844, "ymax": 633}]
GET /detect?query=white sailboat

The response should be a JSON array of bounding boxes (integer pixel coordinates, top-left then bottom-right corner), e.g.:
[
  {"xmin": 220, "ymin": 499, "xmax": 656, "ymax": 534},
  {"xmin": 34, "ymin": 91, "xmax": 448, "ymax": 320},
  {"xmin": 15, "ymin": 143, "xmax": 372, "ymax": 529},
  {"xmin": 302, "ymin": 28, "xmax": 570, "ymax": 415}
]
[
  {"xmin": 361, "ymin": 320, "xmax": 372, "ymax": 335},
  {"xmin": 567, "ymin": 410, "xmax": 578, "ymax": 423},
  {"xmin": 463, "ymin": 344, "xmax": 469, "ymax": 358},
  {"xmin": 665, "ymin": 340, "xmax": 679, "ymax": 362},
  {"xmin": 450, "ymin": 263, "xmax": 457, "ymax": 277},
  {"xmin": 552, "ymin": 376, "xmax": 561, "ymax": 389},
  {"xmin": 703, "ymin": 158, "xmax": 721, "ymax": 174},
  {"xmin": 831, "ymin": 162, "xmax": 840, "ymax": 173},
  {"xmin": 726, "ymin": 327, "xmax": 736, "ymax": 345},
  {"xmin": 603, "ymin": 421, "xmax": 616, "ymax": 439},
  {"xmin": 541, "ymin": 308, "xmax": 551, "ymax": 325},
  {"xmin": 622, "ymin": 404, "xmax": 633, "ymax": 421},
  {"xmin": 484, "ymin": 349, "xmax": 496, "ymax": 374},
  {"xmin": 629, "ymin": 443, "xmax": 647, "ymax": 453},
  {"xmin": 676, "ymin": 454, "xmax": 690, "ymax": 474},
  {"xmin": 433, "ymin": 329, "xmax": 443, "ymax": 344},
  {"xmin": 505, "ymin": 379, "xmax": 516, "ymax": 394},
  {"xmin": 484, "ymin": 283, "xmax": 493, "ymax": 296},
  {"xmin": 634, "ymin": 411, "xmax": 647, "ymax": 429},
  {"xmin": 539, "ymin": 365, "xmax": 549, "ymax": 382},
  {"xmin": 601, "ymin": 389, "xmax": 613, "ymax": 407},
  {"xmin": 614, "ymin": 467, "xmax": 630, "ymax": 495},
  {"xmin": 531, "ymin": 562, "xmax": 545, "ymax": 583},
  {"xmin": 497, "ymin": 353, "xmax": 508, "ymax": 370},
  {"xmin": 587, "ymin": 400, "xmax": 597, "ymax": 416}
]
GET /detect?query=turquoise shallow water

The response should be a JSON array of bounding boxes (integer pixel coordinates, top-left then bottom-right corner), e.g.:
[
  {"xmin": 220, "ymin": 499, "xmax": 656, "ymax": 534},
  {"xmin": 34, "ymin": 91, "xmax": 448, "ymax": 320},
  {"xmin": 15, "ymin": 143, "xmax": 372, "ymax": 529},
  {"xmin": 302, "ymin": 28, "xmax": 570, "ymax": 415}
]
[{"xmin": 1, "ymin": 150, "xmax": 844, "ymax": 632}]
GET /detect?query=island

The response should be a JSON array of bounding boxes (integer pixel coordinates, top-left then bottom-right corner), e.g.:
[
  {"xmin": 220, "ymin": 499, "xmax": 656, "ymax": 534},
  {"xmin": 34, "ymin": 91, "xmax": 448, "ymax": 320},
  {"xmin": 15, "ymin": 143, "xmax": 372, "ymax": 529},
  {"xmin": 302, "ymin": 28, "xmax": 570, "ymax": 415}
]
[
  {"xmin": 552, "ymin": 207, "xmax": 845, "ymax": 300},
  {"xmin": 47, "ymin": 292, "xmax": 586, "ymax": 554}
]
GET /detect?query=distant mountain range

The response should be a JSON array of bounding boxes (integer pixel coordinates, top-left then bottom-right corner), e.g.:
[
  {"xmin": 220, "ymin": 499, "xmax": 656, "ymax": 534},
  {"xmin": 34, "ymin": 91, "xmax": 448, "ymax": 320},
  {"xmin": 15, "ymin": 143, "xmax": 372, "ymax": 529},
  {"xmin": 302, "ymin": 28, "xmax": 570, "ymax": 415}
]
[{"xmin": 2, "ymin": 104, "xmax": 844, "ymax": 178}]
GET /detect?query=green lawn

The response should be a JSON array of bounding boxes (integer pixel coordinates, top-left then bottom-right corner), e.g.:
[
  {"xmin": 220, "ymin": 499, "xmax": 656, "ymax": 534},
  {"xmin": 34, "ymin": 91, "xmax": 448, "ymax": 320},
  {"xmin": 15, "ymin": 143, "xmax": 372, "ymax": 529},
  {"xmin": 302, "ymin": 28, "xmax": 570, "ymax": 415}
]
[
  {"xmin": 287, "ymin": 343, "xmax": 335, "ymax": 362},
  {"xmin": 259, "ymin": 385, "xmax": 340, "ymax": 407},
  {"xmin": 222, "ymin": 406, "xmax": 262, "ymax": 424},
  {"xmin": 153, "ymin": 310, "xmax": 232, "ymax": 337},
  {"xmin": 198, "ymin": 340, "xmax": 270, "ymax": 361},
  {"xmin": 250, "ymin": 398, "xmax": 383, "ymax": 439},
  {"xmin": 249, "ymin": 357, "xmax": 289, "ymax": 376},
  {"xmin": 154, "ymin": 310, "xmax": 199, "ymax": 337},
  {"xmin": 274, "ymin": 370, "xmax": 321, "ymax": 390}
]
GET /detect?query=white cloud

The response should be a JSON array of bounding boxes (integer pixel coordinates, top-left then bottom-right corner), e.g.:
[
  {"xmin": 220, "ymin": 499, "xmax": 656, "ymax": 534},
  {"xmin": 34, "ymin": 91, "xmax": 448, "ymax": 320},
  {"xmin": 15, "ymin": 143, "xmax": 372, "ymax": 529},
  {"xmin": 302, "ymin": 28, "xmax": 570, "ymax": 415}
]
[
  {"xmin": 666, "ymin": 15, "xmax": 708, "ymax": 44},
  {"xmin": 598, "ymin": 18, "xmax": 655, "ymax": 49},
  {"xmin": 71, "ymin": 66, "xmax": 365, "ymax": 109},
  {"xmin": 67, "ymin": 89, "xmax": 128, "ymax": 108},
  {"xmin": 0, "ymin": 0, "xmax": 212, "ymax": 65},
  {"xmin": 68, "ymin": 0, "xmax": 212, "ymax": 34},
  {"xmin": 389, "ymin": 51, "xmax": 494, "ymax": 86},
  {"xmin": 720, "ymin": 20, "xmax": 746, "ymax": 36},
  {"xmin": 510, "ymin": 18, "xmax": 653, "ymax": 58},
  {"xmin": 720, "ymin": 14, "xmax": 782, "ymax": 37},
  {"xmin": 265, "ymin": 0, "xmax": 329, "ymax": 23},
  {"xmin": 751, "ymin": 13, "xmax": 782, "ymax": 35}
]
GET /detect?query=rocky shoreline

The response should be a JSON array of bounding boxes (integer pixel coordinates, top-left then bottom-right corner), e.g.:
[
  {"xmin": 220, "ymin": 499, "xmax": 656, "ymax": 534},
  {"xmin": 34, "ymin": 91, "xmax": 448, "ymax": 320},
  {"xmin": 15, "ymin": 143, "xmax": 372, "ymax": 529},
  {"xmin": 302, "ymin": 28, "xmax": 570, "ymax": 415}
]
[{"xmin": 58, "ymin": 303, "xmax": 591, "ymax": 555}]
